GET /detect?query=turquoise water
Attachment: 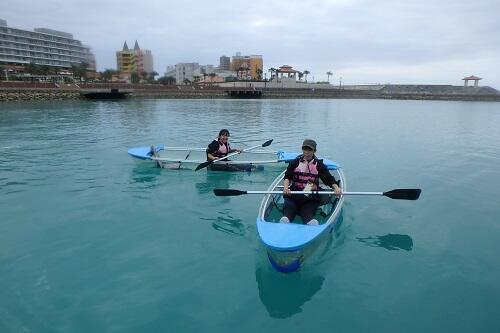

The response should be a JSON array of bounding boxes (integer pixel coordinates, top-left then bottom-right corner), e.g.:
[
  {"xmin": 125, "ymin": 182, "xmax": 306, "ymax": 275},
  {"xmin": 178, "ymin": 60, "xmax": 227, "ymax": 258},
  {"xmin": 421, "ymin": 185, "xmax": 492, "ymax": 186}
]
[{"xmin": 1, "ymin": 99, "xmax": 499, "ymax": 332}]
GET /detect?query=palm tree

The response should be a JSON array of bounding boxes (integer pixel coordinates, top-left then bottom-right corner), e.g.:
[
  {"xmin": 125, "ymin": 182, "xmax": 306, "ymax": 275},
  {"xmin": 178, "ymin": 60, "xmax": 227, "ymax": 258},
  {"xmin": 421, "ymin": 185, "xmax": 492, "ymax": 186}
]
[
  {"xmin": 148, "ymin": 71, "xmax": 158, "ymax": 83},
  {"xmin": 303, "ymin": 70, "xmax": 310, "ymax": 82},
  {"xmin": 268, "ymin": 67, "xmax": 277, "ymax": 81},
  {"xmin": 256, "ymin": 68, "xmax": 263, "ymax": 81},
  {"xmin": 157, "ymin": 76, "xmax": 176, "ymax": 85},
  {"xmin": 131, "ymin": 72, "xmax": 140, "ymax": 84},
  {"xmin": 326, "ymin": 71, "xmax": 333, "ymax": 83},
  {"xmin": 101, "ymin": 69, "xmax": 116, "ymax": 82}
]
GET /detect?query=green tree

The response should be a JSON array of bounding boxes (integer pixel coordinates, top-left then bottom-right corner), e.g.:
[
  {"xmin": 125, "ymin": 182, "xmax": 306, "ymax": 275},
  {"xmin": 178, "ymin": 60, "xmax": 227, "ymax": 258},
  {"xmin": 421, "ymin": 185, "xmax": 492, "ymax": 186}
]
[
  {"xmin": 326, "ymin": 71, "xmax": 333, "ymax": 83},
  {"xmin": 71, "ymin": 62, "xmax": 89, "ymax": 81},
  {"xmin": 256, "ymin": 68, "xmax": 263, "ymax": 81},
  {"xmin": 131, "ymin": 71, "xmax": 140, "ymax": 84},
  {"xmin": 303, "ymin": 70, "xmax": 310, "ymax": 82},
  {"xmin": 157, "ymin": 76, "xmax": 176, "ymax": 85},
  {"xmin": 148, "ymin": 71, "xmax": 158, "ymax": 83},
  {"xmin": 101, "ymin": 69, "xmax": 116, "ymax": 82},
  {"xmin": 268, "ymin": 67, "xmax": 277, "ymax": 81}
]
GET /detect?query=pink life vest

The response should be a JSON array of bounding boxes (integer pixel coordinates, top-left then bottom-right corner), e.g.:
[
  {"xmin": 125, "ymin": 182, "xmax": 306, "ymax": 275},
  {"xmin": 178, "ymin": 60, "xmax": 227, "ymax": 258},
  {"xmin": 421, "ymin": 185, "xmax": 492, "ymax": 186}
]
[
  {"xmin": 213, "ymin": 141, "xmax": 231, "ymax": 158},
  {"xmin": 292, "ymin": 158, "xmax": 319, "ymax": 190}
]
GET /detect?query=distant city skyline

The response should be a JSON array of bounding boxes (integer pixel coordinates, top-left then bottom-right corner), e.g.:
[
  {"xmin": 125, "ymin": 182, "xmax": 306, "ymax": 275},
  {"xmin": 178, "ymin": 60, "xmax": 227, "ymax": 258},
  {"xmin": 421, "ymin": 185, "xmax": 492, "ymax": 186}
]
[{"xmin": 1, "ymin": 0, "xmax": 499, "ymax": 88}]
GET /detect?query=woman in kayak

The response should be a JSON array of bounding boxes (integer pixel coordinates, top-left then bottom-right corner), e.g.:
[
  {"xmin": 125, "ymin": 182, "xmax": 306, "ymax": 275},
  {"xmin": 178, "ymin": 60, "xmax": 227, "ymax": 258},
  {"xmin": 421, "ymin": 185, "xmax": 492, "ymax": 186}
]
[
  {"xmin": 280, "ymin": 139, "xmax": 342, "ymax": 225},
  {"xmin": 206, "ymin": 129, "xmax": 251, "ymax": 171}
]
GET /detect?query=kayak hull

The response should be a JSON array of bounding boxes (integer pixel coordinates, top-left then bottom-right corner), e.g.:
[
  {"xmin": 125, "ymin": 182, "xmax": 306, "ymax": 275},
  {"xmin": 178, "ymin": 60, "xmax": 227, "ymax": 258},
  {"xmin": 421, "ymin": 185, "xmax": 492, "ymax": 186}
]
[
  {"xmin": 257, "ymin": 166, "xmax": 346, "ymax": 272},
  {"xmin": 127, "ymin": 146, "xmax": 339, "ymax": 170}
]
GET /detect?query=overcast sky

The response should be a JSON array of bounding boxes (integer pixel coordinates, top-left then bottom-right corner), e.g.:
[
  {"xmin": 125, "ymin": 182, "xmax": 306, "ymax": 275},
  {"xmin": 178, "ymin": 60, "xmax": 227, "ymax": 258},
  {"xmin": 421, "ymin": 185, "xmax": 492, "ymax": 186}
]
[{"xmin": 2, "ymin": 0, "xmax": 499, "ymax": 87}]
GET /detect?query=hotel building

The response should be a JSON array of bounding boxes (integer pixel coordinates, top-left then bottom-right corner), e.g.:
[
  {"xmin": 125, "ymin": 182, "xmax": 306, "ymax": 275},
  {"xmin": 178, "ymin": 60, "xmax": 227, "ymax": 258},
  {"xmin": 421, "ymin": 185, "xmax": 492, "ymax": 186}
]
[
  {"xmin": 116, "ymin": 41, "xmax": 154, "ymax": 80},
  {"xmin": 0, "ymin": 19, "xmax": 95, "ymax": 71}
]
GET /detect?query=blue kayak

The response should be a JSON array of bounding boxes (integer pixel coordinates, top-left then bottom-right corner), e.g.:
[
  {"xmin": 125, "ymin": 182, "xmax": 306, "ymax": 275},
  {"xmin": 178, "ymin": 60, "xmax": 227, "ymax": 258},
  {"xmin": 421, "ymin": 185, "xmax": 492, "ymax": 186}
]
[{"xmin": 256, "ymin": 163, "xmax": 346, "ymax": 272}]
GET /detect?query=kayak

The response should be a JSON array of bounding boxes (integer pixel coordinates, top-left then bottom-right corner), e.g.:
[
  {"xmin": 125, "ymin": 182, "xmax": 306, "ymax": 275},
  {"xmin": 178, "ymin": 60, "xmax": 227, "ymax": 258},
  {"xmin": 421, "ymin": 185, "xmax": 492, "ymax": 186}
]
[
  {"xmin": 256, "ymin": 160, "xmax": 345, "ymax": 272},
  {"xmin": 127, "ymin": 146, "xmax": 334, "ymax": 170}
]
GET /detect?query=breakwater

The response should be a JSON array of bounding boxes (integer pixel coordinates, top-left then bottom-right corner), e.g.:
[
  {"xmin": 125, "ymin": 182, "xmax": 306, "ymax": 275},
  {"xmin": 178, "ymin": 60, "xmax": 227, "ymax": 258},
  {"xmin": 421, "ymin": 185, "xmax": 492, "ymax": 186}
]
[{"xmin": 1, "ymin": 83, "xmax": 499, "ymax": 102}]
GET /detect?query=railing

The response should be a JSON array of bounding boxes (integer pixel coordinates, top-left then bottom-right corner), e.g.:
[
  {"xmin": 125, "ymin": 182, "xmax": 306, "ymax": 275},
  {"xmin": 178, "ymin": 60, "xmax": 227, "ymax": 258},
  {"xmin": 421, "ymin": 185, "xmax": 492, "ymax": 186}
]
[{"xmin": 0, "ymin": 81, "xmax": 59, "ymax": 88}]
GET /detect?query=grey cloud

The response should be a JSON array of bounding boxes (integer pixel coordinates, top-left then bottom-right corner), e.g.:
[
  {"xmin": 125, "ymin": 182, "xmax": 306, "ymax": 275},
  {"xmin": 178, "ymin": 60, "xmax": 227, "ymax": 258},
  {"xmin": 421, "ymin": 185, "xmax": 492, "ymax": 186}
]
[{"xmin": 1, "ymin": 0, "xmax": 498, "ymax": 87}]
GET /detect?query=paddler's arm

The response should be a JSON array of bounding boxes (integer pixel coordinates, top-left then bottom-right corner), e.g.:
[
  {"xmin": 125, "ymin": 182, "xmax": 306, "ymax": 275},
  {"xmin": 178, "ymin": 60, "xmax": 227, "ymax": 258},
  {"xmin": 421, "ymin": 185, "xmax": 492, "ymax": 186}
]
[
  {"xmin": 318, "ymin": 161, "xmax": 342, "ymax": 195},
  {"xmin": 282, "ymin": 160, "xmax": 297, "ymax": 195},
  {"xmin": 206, "ymin": 141, "xmax": 219, "ymax": 161},
  {"xmin": 283, "ymin": 179, "xmax": 291, "ymax": 195}
]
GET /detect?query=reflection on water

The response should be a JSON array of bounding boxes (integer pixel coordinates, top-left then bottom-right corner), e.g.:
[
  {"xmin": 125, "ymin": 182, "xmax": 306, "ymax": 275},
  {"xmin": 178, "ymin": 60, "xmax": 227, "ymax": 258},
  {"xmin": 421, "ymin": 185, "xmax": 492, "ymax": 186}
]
[
  {"xmin": 130, "ymin": 163, "xmax": 162, "ymax": 185},
  {"xmin": 255, "ymin": 265, "xmax": 324, "ymax": 318},
  {"xmin": 200, "ymin": 209, "xmax": 247, "ymax": 237},
  {"xmin": 356, "ymin": 233, "xmax": 413, "ymax": 251}
]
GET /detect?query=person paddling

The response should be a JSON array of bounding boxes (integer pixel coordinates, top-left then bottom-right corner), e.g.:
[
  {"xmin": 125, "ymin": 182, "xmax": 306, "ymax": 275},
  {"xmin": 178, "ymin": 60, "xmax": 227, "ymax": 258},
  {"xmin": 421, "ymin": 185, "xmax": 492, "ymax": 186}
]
[
  {"xmin": 205, "ymin": 129, "xmax": 251, "ymax": 171},
  {"xmin": 280, "ymin": 139, "xmax": 342, "ymax": 225}
]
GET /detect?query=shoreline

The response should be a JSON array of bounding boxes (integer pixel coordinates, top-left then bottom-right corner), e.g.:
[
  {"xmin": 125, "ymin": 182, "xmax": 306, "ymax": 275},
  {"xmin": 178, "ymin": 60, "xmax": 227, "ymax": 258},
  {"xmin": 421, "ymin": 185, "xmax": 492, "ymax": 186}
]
[{"xmin": 1, "ymin": 84, "xmax": 500, "ymax": 102}]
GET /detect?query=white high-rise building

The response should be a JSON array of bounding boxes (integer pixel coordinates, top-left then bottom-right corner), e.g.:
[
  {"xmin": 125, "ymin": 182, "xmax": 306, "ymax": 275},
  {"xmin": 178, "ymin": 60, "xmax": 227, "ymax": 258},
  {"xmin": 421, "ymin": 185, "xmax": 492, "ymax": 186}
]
[{"xmin": 0, "ymin": 19, "xmax": 95, "ymax": 70}]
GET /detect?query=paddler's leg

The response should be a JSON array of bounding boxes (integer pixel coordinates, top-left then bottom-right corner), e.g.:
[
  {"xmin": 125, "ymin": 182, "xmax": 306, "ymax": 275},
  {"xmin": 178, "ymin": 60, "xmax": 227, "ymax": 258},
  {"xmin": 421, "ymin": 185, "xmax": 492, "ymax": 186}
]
[
  {"xmin": 300, "ymin": 200, "xmax": 321, "ymax": 225},
  {"xmin": 282, "ymin": 197, "xmax": 298, "ymax": 223}
]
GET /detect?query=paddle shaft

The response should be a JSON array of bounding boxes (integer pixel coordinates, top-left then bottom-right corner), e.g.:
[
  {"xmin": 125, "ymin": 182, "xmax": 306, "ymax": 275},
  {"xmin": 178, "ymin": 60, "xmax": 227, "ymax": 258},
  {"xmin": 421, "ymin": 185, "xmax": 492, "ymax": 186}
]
[
  {"xmin": 216, "ymin": 140, "xmax": 272, "ymax": 162},
  {"xmin": 213, "ymin": 188, "xmax": 421, "ymax": 200},
  {"xmin": 195, "ymin": 139, "xmax": 273, "ymax": 171},
  {"xmin": 243, "ymin": 191, "xmax": 375, "ymax": 195}
]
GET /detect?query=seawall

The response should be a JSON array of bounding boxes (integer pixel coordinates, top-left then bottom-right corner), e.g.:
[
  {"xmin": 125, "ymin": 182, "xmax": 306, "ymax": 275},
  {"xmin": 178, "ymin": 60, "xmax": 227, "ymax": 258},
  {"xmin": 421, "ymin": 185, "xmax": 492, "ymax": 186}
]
[{"xmin": 1, "ymin": 83, "xmax": 500, "ymax": 102}]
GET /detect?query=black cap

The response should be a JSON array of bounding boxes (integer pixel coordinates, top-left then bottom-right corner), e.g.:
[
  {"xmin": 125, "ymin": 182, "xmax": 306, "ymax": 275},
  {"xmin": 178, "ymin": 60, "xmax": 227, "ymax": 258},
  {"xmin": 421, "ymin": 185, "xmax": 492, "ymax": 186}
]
[{"xmin": 302, "ymin": 139, "xmax": 317, "ymax": 151}]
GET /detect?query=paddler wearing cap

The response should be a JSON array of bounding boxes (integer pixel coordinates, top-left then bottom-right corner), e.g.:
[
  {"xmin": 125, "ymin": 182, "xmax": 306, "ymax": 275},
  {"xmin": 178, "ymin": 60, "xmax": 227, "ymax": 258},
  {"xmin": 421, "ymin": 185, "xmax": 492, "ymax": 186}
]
[{"xmin": 280, "ymin": 139, "xmax": 342, "ymax": 226}]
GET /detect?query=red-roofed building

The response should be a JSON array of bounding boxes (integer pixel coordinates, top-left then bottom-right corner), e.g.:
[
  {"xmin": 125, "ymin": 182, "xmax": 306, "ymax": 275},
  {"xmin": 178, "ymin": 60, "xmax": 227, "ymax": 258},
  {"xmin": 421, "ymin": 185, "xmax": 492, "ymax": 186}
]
[{"xmin": 462, "ymin": 75, "xmax": 482, "ymax": 87}]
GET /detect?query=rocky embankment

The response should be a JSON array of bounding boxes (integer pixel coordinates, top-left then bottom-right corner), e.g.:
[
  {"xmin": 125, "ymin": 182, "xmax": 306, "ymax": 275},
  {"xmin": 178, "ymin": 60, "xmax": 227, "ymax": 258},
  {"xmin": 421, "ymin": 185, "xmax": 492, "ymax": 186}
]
[{"xmin": 1, "ymin": 83, "xmax": 499, "ymax": 102}]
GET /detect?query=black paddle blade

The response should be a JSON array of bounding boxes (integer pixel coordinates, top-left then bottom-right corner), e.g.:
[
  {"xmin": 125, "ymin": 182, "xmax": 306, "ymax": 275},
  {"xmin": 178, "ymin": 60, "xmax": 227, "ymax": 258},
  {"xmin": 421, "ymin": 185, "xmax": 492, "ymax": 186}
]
[
  {"xmin": 213, "ymin": 189, "xmax": 247, "ymax": 196},
  {"xmin": 262, "ymin": 139, "xmax": 273, "ymax": 147},
  {"xmin": 383, "ymin": 189, "xmax": 421, "ymax": 200},
  {"xmin": 195, "ymin": 161, "xmax": 211, "ymax": 171}
]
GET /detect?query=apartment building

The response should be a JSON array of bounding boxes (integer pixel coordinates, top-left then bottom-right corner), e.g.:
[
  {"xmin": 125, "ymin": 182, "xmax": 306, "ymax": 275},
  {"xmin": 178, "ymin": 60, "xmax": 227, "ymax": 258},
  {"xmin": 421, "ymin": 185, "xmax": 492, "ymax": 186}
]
[{"xmin": 230, "ymin": 53, "xmax": 263, "ymax": 80}]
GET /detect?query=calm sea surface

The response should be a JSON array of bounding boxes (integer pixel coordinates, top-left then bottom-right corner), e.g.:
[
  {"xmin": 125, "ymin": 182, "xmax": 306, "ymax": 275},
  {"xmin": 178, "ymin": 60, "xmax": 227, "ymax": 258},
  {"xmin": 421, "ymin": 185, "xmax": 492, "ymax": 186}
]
[{"xmin": 1, "ymin": 98, "xmax": 499, "ymax": 332}]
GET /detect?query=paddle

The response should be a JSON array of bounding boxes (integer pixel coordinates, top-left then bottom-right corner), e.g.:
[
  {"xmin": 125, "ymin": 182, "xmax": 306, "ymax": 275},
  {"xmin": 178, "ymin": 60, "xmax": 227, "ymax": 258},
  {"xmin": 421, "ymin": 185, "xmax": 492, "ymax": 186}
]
[
  {"xmin": 195, "ymin": 139, "xmax": 273, "ymax": 171},
  {"xmin": 177, "ymin": 150, "xmax": 192, "ymax": 169},
  {"xmin": 213, "ymin": 188, "xmax": 422, "ymax": 200}
]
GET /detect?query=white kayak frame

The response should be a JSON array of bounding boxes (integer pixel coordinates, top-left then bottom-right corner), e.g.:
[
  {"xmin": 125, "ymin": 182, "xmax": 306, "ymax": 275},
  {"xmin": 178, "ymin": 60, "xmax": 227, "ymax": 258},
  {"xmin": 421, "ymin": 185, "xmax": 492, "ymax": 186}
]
[{"xmin": 128, "ymin": 145, "xmax": 340, "ymax": 170}]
